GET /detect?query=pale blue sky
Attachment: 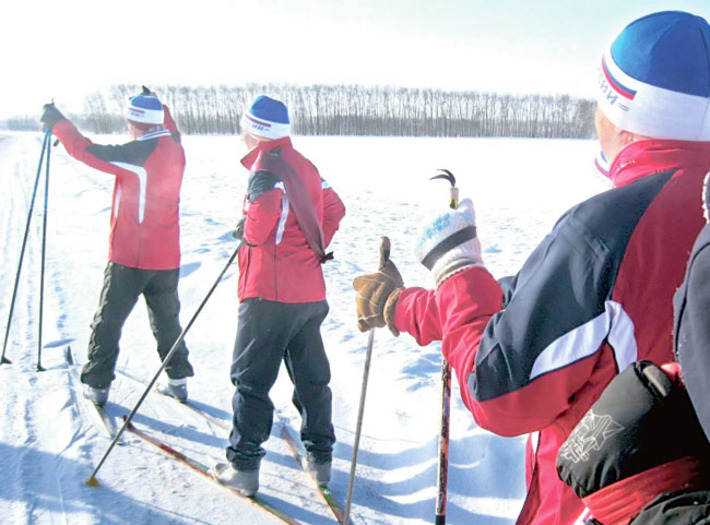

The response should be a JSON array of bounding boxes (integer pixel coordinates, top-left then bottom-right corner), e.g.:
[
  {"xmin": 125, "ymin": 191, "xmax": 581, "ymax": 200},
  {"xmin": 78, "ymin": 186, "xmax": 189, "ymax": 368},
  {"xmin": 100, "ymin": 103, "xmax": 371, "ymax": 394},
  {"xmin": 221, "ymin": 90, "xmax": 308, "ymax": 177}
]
[{"xmin": 3, "ymin": 0, "xmax": 710, "ymax": 119}]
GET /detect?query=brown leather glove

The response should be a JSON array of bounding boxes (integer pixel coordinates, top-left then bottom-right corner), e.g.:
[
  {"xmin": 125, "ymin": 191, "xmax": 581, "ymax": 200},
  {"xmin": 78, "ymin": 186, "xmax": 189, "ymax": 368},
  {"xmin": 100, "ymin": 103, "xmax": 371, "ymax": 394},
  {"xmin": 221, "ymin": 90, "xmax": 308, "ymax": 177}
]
[{"xmin": 353, "ymin": 237, "xmax": 404, "ymax": 336}]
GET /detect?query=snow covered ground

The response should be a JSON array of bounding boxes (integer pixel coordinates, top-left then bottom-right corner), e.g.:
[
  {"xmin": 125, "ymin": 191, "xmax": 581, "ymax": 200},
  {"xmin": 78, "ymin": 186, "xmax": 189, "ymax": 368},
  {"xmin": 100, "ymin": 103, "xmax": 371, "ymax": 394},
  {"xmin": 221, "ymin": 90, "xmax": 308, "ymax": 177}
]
[{"xmin": 0, "ymin": 131, "xmax": 610, "ymax": 524}]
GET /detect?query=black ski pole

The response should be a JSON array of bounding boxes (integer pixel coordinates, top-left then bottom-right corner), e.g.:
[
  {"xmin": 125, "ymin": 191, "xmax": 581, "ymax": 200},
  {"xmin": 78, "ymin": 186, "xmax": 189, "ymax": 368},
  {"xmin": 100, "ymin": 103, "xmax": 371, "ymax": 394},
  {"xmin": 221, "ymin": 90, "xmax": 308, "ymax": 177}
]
[
  {"xmin": 436, "ymin": 361, "xmax": 451, "ymax": 525},
  {"xmin": 344, "ymin": 236, "xmax": 390, "ymax": 525},
  {"xmin": 344, "ymin": 327, "xmax": 373, "ymax": 525},
  {"xmin": 86, "ymin": 244, "xmax": 241, "ymax": 486},
  {"xmin": 430, "ymin": 169, "xmax": 459, "ymax": 525},
  {"xmin": 1, "ymin": 130, "xmax": 51, "ymax": 365},
  {"xmin": 37, "ymin": 131, "xmax": 52, "ymax": 372}
]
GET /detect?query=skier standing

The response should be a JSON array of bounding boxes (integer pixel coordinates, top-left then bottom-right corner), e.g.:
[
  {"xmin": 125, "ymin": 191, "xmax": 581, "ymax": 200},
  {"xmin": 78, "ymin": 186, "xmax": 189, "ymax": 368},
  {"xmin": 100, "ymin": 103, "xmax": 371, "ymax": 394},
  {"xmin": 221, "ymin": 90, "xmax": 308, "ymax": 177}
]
[
  {"xmin": 213, "ymin": 96, "xmax": 346, "ymax": 496},
  {"xmin": 40, "ymin": 87, "xmax": 194, "ymax": 406},
  {"xmin": 353, "ymin": 11, "xmax": 710, "ymax": 525}
]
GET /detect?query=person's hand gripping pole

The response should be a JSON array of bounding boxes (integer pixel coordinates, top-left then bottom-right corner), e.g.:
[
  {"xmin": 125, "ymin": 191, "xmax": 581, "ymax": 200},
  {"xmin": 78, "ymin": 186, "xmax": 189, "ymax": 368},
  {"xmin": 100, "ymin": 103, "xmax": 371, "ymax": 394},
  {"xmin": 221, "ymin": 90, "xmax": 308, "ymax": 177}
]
[{"xmin": 353, "ymin": 236, "xmax": 404, "ymax": 336}]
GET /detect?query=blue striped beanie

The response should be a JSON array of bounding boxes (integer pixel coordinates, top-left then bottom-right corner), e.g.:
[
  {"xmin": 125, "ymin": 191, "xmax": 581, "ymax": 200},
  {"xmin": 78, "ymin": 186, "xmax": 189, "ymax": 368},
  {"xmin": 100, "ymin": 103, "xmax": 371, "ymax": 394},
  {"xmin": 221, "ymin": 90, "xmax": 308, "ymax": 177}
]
[
  {"xmin": 241, "ymin": 96, "xmax": 291, "ymax": 140},
  {"xmin": 598, "ymin": 11, "xmax": 710, "ymax": 141},
  {"xmin": 125, "ymin": 94, "xmax": 164, "ymax": 126}
]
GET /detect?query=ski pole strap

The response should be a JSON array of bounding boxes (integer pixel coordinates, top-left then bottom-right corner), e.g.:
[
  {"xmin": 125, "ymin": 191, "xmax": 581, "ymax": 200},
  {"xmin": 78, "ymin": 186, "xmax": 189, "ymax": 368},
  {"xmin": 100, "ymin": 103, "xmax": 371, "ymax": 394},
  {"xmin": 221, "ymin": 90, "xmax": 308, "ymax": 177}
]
[
  {"xmin": 421, "ymin": 226, "xmax": 477, "ymax": 270},
  {"xmin": 255, "ymin": 152, "xmax": 331, "ymax": 263}
]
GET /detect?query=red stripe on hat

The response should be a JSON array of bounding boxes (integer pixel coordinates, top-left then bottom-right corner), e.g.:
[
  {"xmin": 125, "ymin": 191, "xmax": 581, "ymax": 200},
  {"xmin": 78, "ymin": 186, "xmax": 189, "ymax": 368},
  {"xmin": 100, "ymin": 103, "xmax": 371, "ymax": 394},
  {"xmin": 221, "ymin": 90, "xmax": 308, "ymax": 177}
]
[
  {"xmin": 602, "ymin": 57, "xmax": 637, "ymax": 100},
  {"xmin": 245, "ymin": 114, "xmax": 272, "ymax": 128}
]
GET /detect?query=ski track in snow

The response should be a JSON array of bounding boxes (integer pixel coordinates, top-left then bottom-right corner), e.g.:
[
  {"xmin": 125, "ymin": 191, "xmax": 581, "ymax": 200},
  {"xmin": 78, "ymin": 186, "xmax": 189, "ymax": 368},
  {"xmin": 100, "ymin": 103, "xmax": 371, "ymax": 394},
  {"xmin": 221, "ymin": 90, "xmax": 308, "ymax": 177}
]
[{"xmin": 0, "ymin": 131, "xmax": 611, "ymax": 524}]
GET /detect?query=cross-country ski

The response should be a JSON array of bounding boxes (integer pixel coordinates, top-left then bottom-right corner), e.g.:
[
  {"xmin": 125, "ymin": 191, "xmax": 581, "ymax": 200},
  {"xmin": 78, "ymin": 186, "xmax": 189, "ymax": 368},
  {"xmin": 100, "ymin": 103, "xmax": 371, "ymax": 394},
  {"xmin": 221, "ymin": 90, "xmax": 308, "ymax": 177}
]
[
  {"xmin": 124, "ymin": 418, "xmax": 304, "ymax": 525},
  {"xmin": 65, "ymin": 346, "xmax": 119, "ymax": 438}
]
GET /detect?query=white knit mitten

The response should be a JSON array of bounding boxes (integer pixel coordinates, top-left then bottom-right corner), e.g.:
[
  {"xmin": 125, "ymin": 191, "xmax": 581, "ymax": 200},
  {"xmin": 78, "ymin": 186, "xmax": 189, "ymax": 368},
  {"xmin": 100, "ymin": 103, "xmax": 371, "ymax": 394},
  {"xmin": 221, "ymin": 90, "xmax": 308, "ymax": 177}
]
[{"xmin": 414, "ymin": 198, "xmax": 484, "ymax": 287}]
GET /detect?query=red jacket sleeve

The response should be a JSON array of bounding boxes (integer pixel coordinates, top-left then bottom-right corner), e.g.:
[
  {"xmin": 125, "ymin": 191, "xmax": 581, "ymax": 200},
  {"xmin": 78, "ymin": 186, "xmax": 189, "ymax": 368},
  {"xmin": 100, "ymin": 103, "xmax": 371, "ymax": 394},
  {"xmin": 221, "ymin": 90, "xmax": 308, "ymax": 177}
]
[
  {"xmin": 432, "ymin": 266, "xmax": 609, "ymax": 437},
  {"xmin": 52, "ymin": 119, "xmax": 129, "ymax": 177},
  {"xmin": 243, "ymin": 188, "xmax": 283, "ymax": 246},
  {"xmin": 322, "ymin": 186, "xmax": 345, "ymax": 247},
  {"xmin": 163, "ymin": 105, "xmax": 180, "ymax": 137},
  {"xmin": 394, "ymin": 267, "xmax": 502, "ymax": 355},
  {"xmin": 397, "ymin": 267, "xmax": 547, "ymax": 431},
  {"xmin": 393, "ymin": 286, "xmax": 442, "ymax": 346},
  {"xmin": 433, "ymin": 268, "xmax": 504, "ymax": 416}
]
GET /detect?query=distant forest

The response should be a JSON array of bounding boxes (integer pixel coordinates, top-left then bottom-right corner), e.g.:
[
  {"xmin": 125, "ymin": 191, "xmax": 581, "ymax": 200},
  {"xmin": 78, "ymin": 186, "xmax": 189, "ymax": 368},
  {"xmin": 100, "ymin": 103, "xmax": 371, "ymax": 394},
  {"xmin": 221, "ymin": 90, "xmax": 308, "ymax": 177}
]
[{"xmin": 8, "ymin": 83, "xmax": 596, "ymax": 139}]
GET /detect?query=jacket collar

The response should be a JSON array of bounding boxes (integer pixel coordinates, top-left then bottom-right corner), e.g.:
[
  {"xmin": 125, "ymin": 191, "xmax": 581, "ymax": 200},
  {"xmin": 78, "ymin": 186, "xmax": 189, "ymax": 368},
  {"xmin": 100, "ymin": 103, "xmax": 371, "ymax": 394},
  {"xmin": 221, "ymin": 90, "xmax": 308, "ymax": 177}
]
[
  {"xmin": 241, "ymin": 136, "xmax": 293, "ymax": 170},
  {"xmin": 608, "ymin": 139, "xmax": 710, "ymax": 188}
]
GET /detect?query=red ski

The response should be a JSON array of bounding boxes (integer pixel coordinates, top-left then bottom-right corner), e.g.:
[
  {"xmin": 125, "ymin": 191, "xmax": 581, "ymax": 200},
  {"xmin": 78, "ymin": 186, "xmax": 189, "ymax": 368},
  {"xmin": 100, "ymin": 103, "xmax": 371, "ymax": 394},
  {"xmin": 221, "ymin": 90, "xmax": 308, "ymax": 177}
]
[{"xmin": 124, "ymin": 417, "xmax": 303, "ymax": 525}]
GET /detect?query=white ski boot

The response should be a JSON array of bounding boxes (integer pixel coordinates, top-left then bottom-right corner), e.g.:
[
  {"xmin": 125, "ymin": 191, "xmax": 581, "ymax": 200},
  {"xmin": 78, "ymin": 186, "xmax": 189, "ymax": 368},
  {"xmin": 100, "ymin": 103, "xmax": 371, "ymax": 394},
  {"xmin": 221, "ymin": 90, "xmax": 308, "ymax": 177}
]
[
  {"xmin": 83, "ymin": 386, "xmax": 110, "ymax": 407},
  {"xmin": 212, "ymin": 463, "xmax": 259, "ymax": 496},
  {"xmin": 156, "ymin": 378, "xmax": 188, "ymax": 402},
  {"xmin": 306, "ymin": 455, "xmax": 332, "ymax": 487}
]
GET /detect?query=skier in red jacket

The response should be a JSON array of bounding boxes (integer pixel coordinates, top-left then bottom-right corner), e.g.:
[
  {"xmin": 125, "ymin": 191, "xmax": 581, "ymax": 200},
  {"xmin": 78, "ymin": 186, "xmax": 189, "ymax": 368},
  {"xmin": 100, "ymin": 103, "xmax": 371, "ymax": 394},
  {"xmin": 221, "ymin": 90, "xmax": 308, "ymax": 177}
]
[
  {"xmin": 213, "ymin": 96, "xmax": 345, "ymax": 496},
  {"xmin": 40, "ymin": 87, "xmax": 194, "ymax": 406},
  {"xmin": 353, "ymin": 11, "xmax": 710, "ymax": 525}
]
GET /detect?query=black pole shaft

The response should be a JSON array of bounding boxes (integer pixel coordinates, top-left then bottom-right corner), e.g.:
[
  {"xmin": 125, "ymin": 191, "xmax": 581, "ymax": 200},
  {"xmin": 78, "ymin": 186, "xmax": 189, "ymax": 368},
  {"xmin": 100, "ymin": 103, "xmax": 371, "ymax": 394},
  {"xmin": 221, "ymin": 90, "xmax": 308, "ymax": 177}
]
[
  {"xmin": 344, "ymin": 236, "xmax": 390, "ymax": 524},
  {"xmin": 1, "ymin": 130, "xmax": 51, "ymax": 365},
  {"xmin": 87, "ymin": 245, "xmax": 240, "ymax": 484},
  {"xmin": 343, "ymin": 326, "xmax": 374, "ymax": 525},
  {"xmin": 431, "ymin": 171, "xmax": 457, "ymax": 524},
  {"xmin": 435, "ymin": 360, "xmax": 451, "ymax": 524},
  {"xmin": 37, "ymin": 133, "xmax": 52, "ymax": 372}
]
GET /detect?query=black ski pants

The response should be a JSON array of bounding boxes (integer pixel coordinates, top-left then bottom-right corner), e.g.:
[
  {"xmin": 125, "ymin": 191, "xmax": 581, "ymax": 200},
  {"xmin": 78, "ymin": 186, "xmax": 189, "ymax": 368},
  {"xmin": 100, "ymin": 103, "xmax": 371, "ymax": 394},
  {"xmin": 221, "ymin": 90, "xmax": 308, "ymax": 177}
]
[
  {"xmin": 227, "ymin": 298, "xmax": 335, "ymax": 471},
  {"xmin": 80, "ymin": 262, "xmax": 194, "ymax": 388}
]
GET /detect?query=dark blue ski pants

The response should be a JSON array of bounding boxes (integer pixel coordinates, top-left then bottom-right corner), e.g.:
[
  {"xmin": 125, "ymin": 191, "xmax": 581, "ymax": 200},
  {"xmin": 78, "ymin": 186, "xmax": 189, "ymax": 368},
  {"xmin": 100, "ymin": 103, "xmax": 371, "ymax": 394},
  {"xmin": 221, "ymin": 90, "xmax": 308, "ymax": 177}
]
[
  {"xmin": 80, "ymin": 262, "xmax": 194, "ymax": 388},
  {"xmin": 227, "ymin": 298, "xmax": 335, "ymax": 470}
]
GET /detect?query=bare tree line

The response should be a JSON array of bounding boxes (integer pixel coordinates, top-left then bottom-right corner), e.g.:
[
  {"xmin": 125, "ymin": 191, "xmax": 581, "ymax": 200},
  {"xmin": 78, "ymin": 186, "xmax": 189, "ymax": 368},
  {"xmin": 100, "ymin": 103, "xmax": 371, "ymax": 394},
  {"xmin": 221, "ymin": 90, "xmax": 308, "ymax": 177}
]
[{"xmin": 8, "ymin": 83, "xmax": 596, "ymax": 138}]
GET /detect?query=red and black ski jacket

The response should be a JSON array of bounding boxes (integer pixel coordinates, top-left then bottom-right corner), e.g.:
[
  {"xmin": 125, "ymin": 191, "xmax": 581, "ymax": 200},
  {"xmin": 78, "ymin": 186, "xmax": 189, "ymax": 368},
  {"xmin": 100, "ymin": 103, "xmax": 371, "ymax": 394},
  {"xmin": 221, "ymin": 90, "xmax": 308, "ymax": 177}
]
[
  {"xmin": 394, "ymin": 139, "xmax": 710, "ymax": 525},
  {"xmin": 52, "ymin": 107, "xmax": 185, "ymax": 270},
  {"xmin": 237, "ymin": 137, "xmax": 345, "ymax": 303}
]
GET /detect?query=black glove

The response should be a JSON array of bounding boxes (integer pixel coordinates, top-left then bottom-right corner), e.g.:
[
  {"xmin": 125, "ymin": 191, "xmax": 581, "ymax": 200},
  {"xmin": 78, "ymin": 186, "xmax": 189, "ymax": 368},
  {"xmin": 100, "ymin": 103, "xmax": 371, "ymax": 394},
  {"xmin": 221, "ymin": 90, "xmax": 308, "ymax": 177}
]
[
  {"xmin": 352, "ymin": 237, "xmax": 404, "ymax": 336},
  {"xmin": 40, "ymin": 103, "xmax": 66, "ymax": 131},
  {"xmin": 557, "ymin": 361, "xmax": 709, "ymax": 500},
  {"xmin": 141, "ymin": 85, "xmax": 153, "ymax": 96},
  {"xmin": 233, "ymin": 217, "xmax": 246, "ymax": 241}
]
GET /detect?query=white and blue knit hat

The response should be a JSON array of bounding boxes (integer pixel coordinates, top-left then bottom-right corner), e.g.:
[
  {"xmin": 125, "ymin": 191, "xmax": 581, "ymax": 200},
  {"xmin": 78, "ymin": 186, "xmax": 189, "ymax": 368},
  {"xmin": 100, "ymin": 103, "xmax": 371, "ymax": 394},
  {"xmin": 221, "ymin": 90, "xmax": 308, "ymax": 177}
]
[
  {"xmin": 598, "ymin": 11, "xmax": 710, "ymax": 142},
  {"xmin": 125, "ymin": 93, "xmax": 164, "ymax": 126},
  {"xmin": 241, "ymin": 95, "xmax": 291, "ymax": 140}
]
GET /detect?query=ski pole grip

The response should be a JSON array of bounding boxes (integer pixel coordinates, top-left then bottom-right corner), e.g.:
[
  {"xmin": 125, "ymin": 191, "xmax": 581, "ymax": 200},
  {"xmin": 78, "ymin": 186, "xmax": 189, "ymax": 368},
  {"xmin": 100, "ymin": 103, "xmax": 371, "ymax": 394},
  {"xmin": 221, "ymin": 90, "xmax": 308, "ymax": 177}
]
[
  {"xmin": 379, "ymin": 236, "xmax": 391, "ymax": 270},
  {"xmin": 449, "ymin": 187, "xmax": 459, "ymax": 210}
]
